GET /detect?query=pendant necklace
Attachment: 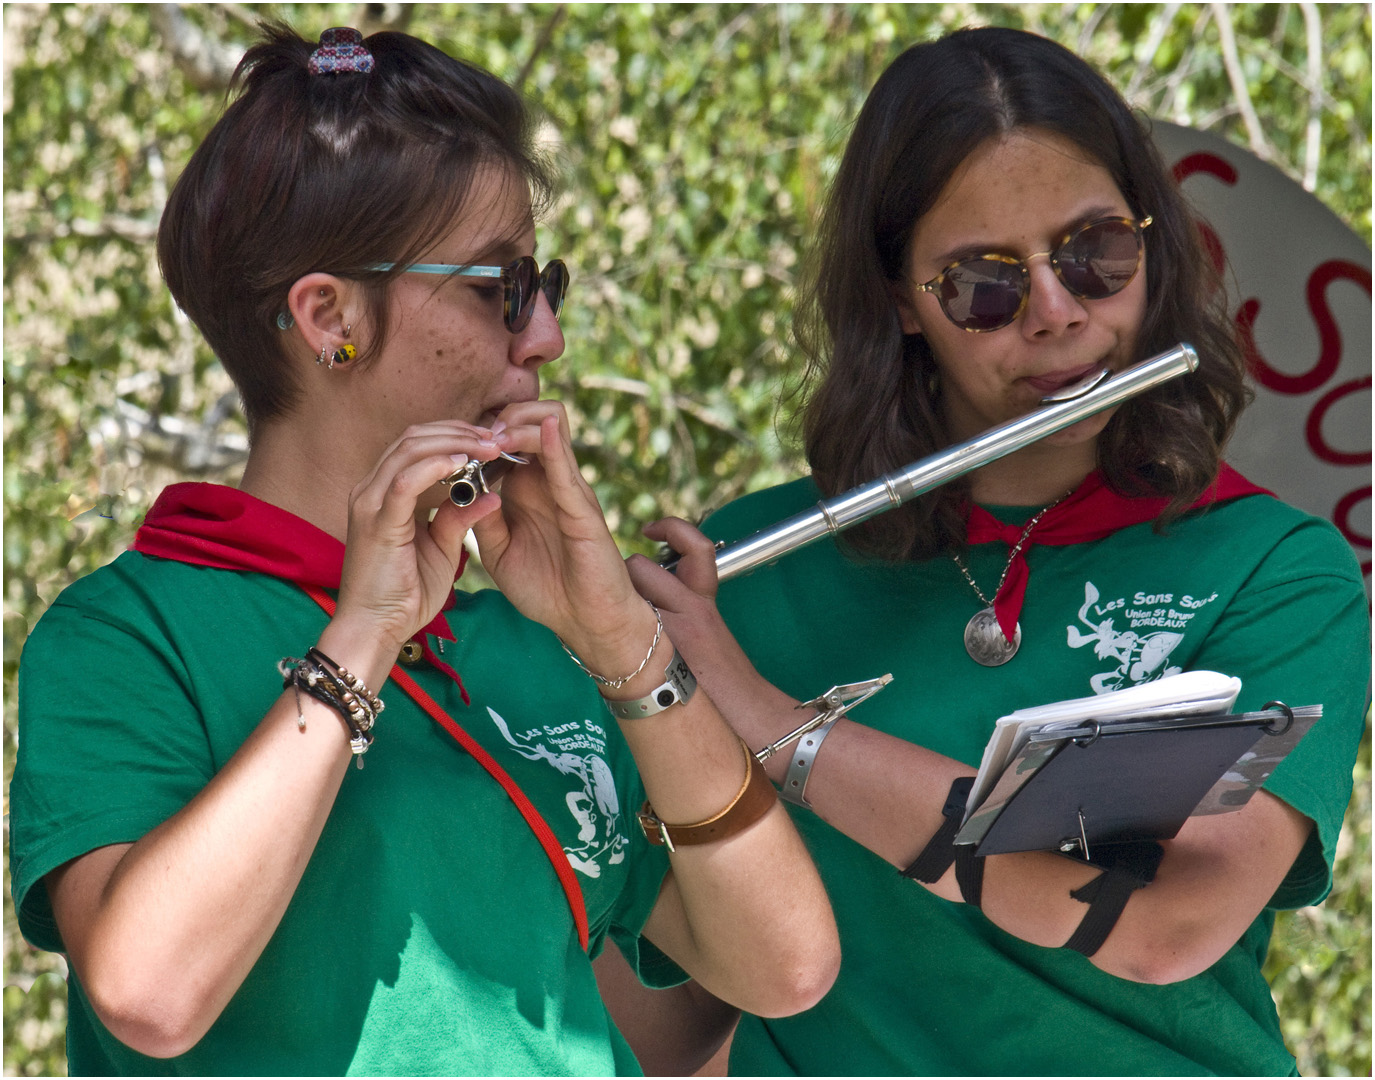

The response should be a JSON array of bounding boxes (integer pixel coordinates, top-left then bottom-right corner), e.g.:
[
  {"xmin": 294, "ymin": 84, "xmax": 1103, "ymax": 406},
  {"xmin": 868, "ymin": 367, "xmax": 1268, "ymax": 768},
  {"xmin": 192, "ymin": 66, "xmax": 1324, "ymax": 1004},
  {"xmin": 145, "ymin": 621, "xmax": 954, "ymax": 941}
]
[{"xmin": 951, "ymin": 492, "xmax": 1069, "ymax": 666}]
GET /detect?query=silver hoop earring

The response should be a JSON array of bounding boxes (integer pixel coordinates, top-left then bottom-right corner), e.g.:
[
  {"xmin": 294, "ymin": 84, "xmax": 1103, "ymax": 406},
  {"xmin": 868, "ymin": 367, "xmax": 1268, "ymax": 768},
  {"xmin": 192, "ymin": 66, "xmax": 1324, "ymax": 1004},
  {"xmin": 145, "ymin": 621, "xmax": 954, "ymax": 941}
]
[{"xmin": 317, "ymin": 344, "xmax": 330, "ymax": 366}]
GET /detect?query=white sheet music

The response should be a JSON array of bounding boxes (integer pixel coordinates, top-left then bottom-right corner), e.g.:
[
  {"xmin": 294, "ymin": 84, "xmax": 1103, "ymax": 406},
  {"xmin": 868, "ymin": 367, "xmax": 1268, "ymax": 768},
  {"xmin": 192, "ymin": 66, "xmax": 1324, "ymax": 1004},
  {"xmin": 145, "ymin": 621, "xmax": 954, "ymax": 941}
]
[{"xmin": 963, "ymin": 671, "xmax": 1243, "ymax": 821}]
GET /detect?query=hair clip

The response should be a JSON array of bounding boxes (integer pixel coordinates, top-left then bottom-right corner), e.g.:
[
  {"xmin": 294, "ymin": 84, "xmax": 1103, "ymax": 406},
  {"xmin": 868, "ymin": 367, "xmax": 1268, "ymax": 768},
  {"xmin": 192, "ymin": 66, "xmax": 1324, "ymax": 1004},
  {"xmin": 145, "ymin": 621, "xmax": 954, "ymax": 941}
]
[
  {"xmin": 308, "ymin": 27, "xmax": 375, "ymax": 76},
  {"xmin": 276, "ymin": 311, "xmax": 295, "ymax": 330}
]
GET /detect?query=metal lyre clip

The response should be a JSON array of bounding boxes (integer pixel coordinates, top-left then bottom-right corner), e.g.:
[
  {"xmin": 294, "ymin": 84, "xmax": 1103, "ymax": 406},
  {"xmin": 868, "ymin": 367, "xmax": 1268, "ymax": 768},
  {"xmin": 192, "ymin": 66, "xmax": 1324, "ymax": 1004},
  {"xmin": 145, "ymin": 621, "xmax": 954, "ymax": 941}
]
[
  {"xmin": 1059, "ymin": 808, "xmax": 1092, "ymax": 860},
  {"xmin": 441, "ymin": 451, "xmax": 528, "ymax": 507},
  {"xmin": 755, "ymin": 674, "xmax": 894, "ymax": 762}
]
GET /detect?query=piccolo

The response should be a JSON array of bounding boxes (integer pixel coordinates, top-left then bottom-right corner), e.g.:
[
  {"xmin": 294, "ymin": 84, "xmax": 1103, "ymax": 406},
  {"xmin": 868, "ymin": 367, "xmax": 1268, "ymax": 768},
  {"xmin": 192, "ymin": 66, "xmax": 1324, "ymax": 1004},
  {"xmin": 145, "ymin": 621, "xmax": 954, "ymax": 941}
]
[
  {"xmin": 441, "ymin": 451, "xmax": 528, "ymax": 507},
  {"xmin": 666, "ymin": 342, "xmax": 1199, "ymax": 583}
]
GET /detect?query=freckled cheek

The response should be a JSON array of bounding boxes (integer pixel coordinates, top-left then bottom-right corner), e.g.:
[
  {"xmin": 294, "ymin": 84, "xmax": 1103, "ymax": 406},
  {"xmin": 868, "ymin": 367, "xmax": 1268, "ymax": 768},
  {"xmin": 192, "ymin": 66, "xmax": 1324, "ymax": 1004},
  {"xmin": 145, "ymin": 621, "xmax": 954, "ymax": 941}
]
[{"xmin": 932, "ymin": 340, "xmax": 1007, "ymax": 395}]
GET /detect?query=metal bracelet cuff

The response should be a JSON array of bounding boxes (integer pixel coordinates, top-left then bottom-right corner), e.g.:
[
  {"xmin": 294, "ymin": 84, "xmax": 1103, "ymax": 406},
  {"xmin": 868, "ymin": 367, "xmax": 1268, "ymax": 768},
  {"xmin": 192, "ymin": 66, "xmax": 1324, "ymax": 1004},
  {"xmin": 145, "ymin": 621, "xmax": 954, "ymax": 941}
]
[{"xmin": 780, "ymin": 714, "xmax": 841, "ymax": 808}]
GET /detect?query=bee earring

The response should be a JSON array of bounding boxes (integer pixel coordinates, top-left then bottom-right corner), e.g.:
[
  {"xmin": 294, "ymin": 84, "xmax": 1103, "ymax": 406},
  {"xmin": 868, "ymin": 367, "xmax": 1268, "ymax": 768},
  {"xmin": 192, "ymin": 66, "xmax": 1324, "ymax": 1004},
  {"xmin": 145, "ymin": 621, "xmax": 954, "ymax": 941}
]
[
  {"xmin": 328, "ymin": 344, "xmax": 356, "ymax": 369},
  {"xmin": 319, "ymin": 325, "xmax": 355, "ymax": 369},
  {"xmin": 329, "ymin": 324, "xmax": 355, "ymax": 369}
]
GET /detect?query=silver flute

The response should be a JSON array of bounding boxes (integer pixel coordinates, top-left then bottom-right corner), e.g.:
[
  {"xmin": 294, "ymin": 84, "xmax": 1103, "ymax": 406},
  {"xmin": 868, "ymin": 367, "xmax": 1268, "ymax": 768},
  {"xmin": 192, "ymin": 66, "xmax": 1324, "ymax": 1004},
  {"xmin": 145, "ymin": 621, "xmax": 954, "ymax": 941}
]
[{"xmin": 672, "ymin": 342, "xmax": 1198, "ymax": 583}]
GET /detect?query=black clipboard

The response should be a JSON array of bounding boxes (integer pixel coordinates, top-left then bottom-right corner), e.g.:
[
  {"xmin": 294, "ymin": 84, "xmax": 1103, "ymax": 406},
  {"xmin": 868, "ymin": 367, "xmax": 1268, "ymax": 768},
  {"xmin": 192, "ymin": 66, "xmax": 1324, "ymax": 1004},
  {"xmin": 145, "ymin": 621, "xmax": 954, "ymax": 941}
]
[{"xmin": 955, "ymin": 704, "xmax": 1319, "ymax": 858}]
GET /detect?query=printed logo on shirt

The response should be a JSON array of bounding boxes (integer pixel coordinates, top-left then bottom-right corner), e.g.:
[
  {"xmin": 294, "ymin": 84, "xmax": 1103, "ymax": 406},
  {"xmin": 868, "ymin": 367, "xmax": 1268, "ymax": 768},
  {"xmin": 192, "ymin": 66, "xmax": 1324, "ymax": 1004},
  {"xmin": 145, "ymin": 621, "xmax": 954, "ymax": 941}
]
[
  {"xmin": 1066, "ymin": 580, "xmax": 1218, "ymax": 693},
  {"xmin": 487, "ymin": 706, "xmax": 628, "ymax": 878}
]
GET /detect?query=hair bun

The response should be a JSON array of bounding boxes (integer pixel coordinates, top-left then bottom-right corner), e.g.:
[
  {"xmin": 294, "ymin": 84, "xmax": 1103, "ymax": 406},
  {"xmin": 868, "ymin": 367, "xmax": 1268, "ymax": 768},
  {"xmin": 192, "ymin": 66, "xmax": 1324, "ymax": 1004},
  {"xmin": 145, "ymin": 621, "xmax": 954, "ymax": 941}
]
[{"xmin": 308, "ymin": 27, "xmax": 374, "ymax": 75}]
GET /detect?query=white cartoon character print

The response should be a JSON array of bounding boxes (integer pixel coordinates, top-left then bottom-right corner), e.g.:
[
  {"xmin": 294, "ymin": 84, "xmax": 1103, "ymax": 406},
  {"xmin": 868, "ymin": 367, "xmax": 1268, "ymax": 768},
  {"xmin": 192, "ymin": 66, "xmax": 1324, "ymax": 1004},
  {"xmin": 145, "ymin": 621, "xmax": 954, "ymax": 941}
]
[
  {"xmin": 1067, "ymin": 581, "xmax": 1185, "ymax": 693},
  {"xmin": 488, "ymin": 707, "xmax": 627, "ymax": 878}
]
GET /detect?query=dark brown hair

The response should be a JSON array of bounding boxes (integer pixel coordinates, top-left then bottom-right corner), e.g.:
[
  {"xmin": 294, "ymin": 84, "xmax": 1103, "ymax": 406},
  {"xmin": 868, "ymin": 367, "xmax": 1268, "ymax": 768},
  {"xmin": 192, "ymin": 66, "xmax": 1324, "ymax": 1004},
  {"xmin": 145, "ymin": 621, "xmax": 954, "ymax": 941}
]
[
  {"xmin": 157, "ymin": 23, "xmax": 555, "ymax": 433},
  {"xmin": 795, "ymin": 26, "xmax": 1249, "ymax": 561}
]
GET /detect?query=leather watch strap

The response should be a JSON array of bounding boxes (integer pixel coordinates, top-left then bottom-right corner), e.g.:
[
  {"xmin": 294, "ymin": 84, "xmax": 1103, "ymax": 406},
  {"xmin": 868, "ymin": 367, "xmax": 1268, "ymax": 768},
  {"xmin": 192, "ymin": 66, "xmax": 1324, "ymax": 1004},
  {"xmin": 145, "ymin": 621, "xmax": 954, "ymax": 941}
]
[{"xmin": 638, "ymin": 738, "xmax": 777, "ymax": 852}]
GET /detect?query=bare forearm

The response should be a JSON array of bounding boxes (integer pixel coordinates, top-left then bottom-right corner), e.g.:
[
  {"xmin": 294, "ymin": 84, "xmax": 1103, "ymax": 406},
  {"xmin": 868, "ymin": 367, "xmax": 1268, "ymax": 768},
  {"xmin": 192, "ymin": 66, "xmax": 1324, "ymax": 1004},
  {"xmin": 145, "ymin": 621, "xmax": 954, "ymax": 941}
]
[
  {"xmin": 50, "ymin": 621, "xmax": 398, "ymax": 1056},
  {"xmin": 706, "ymin": 662, "xmax": 1311, "ymax": 982},
  {"xmin": 593, "ymin": 946, "xmax": 739, "ymax": 1076},
  {"xmin": 641, "ymin": 802, "xmax": 838, "ymax": 1017},
  {"xmin": 589, "ymin": 635, "xmax": 838, "ymax": 1016}
]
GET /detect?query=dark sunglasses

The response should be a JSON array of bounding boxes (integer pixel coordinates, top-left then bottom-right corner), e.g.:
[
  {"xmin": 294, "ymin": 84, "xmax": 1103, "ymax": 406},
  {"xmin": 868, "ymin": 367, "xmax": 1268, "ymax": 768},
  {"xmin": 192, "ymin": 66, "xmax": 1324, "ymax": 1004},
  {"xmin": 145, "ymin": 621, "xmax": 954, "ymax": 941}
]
[
  {"xmin": 367, "ymin": 256, "xmax": 569, "ymax": 333},
  {"xmin": 913, "ymin": 216, "xmax": 1152, "ymax": 333}
]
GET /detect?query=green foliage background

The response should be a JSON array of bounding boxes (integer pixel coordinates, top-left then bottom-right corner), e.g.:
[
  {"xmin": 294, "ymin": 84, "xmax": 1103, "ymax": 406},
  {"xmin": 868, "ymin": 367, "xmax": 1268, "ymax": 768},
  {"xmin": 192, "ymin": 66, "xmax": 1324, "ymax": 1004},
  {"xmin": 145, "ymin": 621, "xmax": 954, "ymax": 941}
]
[{"xmin": 4, "ymin": 4, "xmax": 1370, "ymax": 1075}]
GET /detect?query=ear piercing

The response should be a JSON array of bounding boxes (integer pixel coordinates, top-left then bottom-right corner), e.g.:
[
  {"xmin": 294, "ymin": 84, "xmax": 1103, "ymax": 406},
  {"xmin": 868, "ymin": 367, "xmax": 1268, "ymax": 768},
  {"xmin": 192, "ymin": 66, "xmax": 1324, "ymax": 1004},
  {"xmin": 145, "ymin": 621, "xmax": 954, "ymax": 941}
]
[{"xmin": 318, "ymin": 324, "xmax": 355, "ymax": 369}]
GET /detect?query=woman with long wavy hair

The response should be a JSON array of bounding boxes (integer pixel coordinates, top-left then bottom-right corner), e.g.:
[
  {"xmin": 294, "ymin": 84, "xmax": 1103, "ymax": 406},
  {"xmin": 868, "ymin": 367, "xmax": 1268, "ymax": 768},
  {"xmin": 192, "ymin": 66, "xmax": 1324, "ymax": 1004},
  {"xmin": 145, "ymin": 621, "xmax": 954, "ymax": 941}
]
[{"xmin": 625, "ymin": 25, "xmax": 1369, "ymax": 1076}]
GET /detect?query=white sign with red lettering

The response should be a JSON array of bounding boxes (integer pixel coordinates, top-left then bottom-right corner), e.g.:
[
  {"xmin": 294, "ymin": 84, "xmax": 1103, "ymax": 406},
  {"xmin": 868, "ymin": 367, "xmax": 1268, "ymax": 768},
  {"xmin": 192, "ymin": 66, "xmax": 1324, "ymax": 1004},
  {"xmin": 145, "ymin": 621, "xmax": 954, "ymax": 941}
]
[{"xmin": 1153, "ymin": 121, "xmax": 1371, "ymax": 585}]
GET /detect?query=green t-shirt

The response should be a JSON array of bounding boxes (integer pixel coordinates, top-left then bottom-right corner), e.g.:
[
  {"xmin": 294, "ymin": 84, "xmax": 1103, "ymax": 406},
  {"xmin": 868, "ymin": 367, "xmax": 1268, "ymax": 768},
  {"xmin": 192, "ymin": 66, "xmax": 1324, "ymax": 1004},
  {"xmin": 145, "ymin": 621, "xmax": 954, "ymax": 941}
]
[
  {"xmin": 704, "ymin": 477, "xmax": 1369, "ymax": 1077},
  {"xmin": 11, "ymin": 552, "xmax": 676, "ymax": 1076}
]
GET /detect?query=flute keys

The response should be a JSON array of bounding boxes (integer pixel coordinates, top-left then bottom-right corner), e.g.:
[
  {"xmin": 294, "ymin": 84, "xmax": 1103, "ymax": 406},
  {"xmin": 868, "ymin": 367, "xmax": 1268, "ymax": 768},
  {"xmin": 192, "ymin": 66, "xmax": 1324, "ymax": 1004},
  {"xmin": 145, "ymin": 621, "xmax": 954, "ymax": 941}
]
[
  {"xmin": 441, "ymin": 460, "xmax": 486, "ymax": 507},
  {"xmin": 440, "ymin": 451, "xmax": 529, "ymax": 507}
]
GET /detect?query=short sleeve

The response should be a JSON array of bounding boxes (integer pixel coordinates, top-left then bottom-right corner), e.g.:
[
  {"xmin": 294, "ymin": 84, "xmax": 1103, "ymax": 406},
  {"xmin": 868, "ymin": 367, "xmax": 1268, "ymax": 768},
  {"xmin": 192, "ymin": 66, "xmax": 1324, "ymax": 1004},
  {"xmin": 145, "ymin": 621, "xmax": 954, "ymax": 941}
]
[
  {"xmin": 1187, "ymin": 514, "xmax": 1370, "ymax": 909},
  {"xmin": 10, "ymin": 573, "xmax": 218, "ymax": 953}
]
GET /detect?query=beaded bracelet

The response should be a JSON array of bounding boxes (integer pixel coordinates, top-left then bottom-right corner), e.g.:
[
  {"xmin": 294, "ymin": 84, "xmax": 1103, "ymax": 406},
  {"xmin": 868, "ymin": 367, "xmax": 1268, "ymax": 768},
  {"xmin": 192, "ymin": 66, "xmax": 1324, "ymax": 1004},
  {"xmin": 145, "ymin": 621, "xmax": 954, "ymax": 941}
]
[
  {"xmin": 307, "ymin": 647, "xmax": 384, "ymax": 719},
  {"xmin": 279, "ymin": 648, "xmax": 384, "ymax": 767}
]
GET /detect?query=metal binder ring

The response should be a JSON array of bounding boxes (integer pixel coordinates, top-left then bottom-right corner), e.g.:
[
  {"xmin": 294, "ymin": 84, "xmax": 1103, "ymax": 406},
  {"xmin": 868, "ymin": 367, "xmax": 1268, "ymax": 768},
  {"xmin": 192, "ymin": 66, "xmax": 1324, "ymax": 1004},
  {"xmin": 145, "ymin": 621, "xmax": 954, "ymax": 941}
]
[
  {"xmin": 1260, "ymin": 701, "xmax": 1294, "ymax": 736},
  {"xmin": 1073, "ymin": 720, "xmax": 1102, "ymax": 747}
]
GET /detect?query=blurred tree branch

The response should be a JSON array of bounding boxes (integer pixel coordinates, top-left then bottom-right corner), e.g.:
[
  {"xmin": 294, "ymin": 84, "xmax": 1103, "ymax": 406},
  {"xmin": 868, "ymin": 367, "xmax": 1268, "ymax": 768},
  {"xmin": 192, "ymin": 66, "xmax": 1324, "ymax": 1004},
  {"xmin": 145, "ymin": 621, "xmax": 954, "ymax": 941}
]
[
  {"xmin": 1299, "ymin": 2, "xmax": 1322, "ymax": 190},
  {"xmin": 149, "ymin": 3, "xmax": 238, "ymax": 91},
  {"xmin": 1211, "ymin": 2, "xmax": 1274, "ymax": 161}
]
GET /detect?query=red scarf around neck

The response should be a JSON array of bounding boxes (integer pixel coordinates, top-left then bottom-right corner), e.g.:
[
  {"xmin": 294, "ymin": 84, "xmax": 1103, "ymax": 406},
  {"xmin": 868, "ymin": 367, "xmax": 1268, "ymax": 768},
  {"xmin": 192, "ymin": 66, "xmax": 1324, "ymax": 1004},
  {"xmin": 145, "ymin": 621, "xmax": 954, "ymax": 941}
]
[
  {"xmin": 963, "ymin": 464, "xmax": 1272, "ymax": 643},
  {"xmin": 131, "ymin": 482, "xmax": 469, "ymax": 700},
  {"xmin": 131, "ymin": 481, "xmax": 594, "ymax": 949}
]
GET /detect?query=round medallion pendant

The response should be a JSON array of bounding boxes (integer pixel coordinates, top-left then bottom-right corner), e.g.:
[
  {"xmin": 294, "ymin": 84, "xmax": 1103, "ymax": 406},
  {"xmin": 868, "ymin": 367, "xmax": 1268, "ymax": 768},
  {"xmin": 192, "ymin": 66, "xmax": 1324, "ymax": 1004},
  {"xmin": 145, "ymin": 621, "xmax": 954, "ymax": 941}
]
[{"xmin": 963, "ymin": 606, "xmax": 1021, "ymax": 666}]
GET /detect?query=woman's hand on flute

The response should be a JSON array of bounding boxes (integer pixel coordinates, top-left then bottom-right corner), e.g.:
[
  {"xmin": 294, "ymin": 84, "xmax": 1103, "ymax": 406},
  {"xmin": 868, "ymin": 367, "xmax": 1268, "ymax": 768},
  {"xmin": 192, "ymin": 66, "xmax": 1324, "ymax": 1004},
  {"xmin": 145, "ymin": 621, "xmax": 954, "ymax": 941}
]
[
  {"xmin": 626, "ymin": 519, "xmax": 794, "ymax": 763},
  {"xmin": 627, "ymin": 518, "xmax": 731, "ymax": 653},
  {"xmin": 472, "ymin": 401, "xmax": 659, "ymax": 672},
  {"xmin": 329, "ymin": 421, "xmax": 508, "ymax": 683},
  {"xmin": 478, "ymin": 418, "xmax": 840, "ymax": 1016}
]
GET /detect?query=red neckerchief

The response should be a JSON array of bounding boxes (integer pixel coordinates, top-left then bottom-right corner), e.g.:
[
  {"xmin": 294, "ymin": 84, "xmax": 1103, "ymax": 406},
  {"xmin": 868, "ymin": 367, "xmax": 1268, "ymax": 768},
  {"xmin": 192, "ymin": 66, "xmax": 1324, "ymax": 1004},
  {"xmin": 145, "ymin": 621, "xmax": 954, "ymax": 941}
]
[
  {"xmin": 131, "ymin": 482, "xmax": 470, "ymax": 702},
  {"xmin": 131, "ymin": 481, "xmax": 594, "ymax": 946},
  {"xmin": 964, "ymin": 464, "xmax": 1272, "ymax": 642},
  {"xmin": 131, "ymin": 482, "xmax": 592, "ymax": 949}
]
